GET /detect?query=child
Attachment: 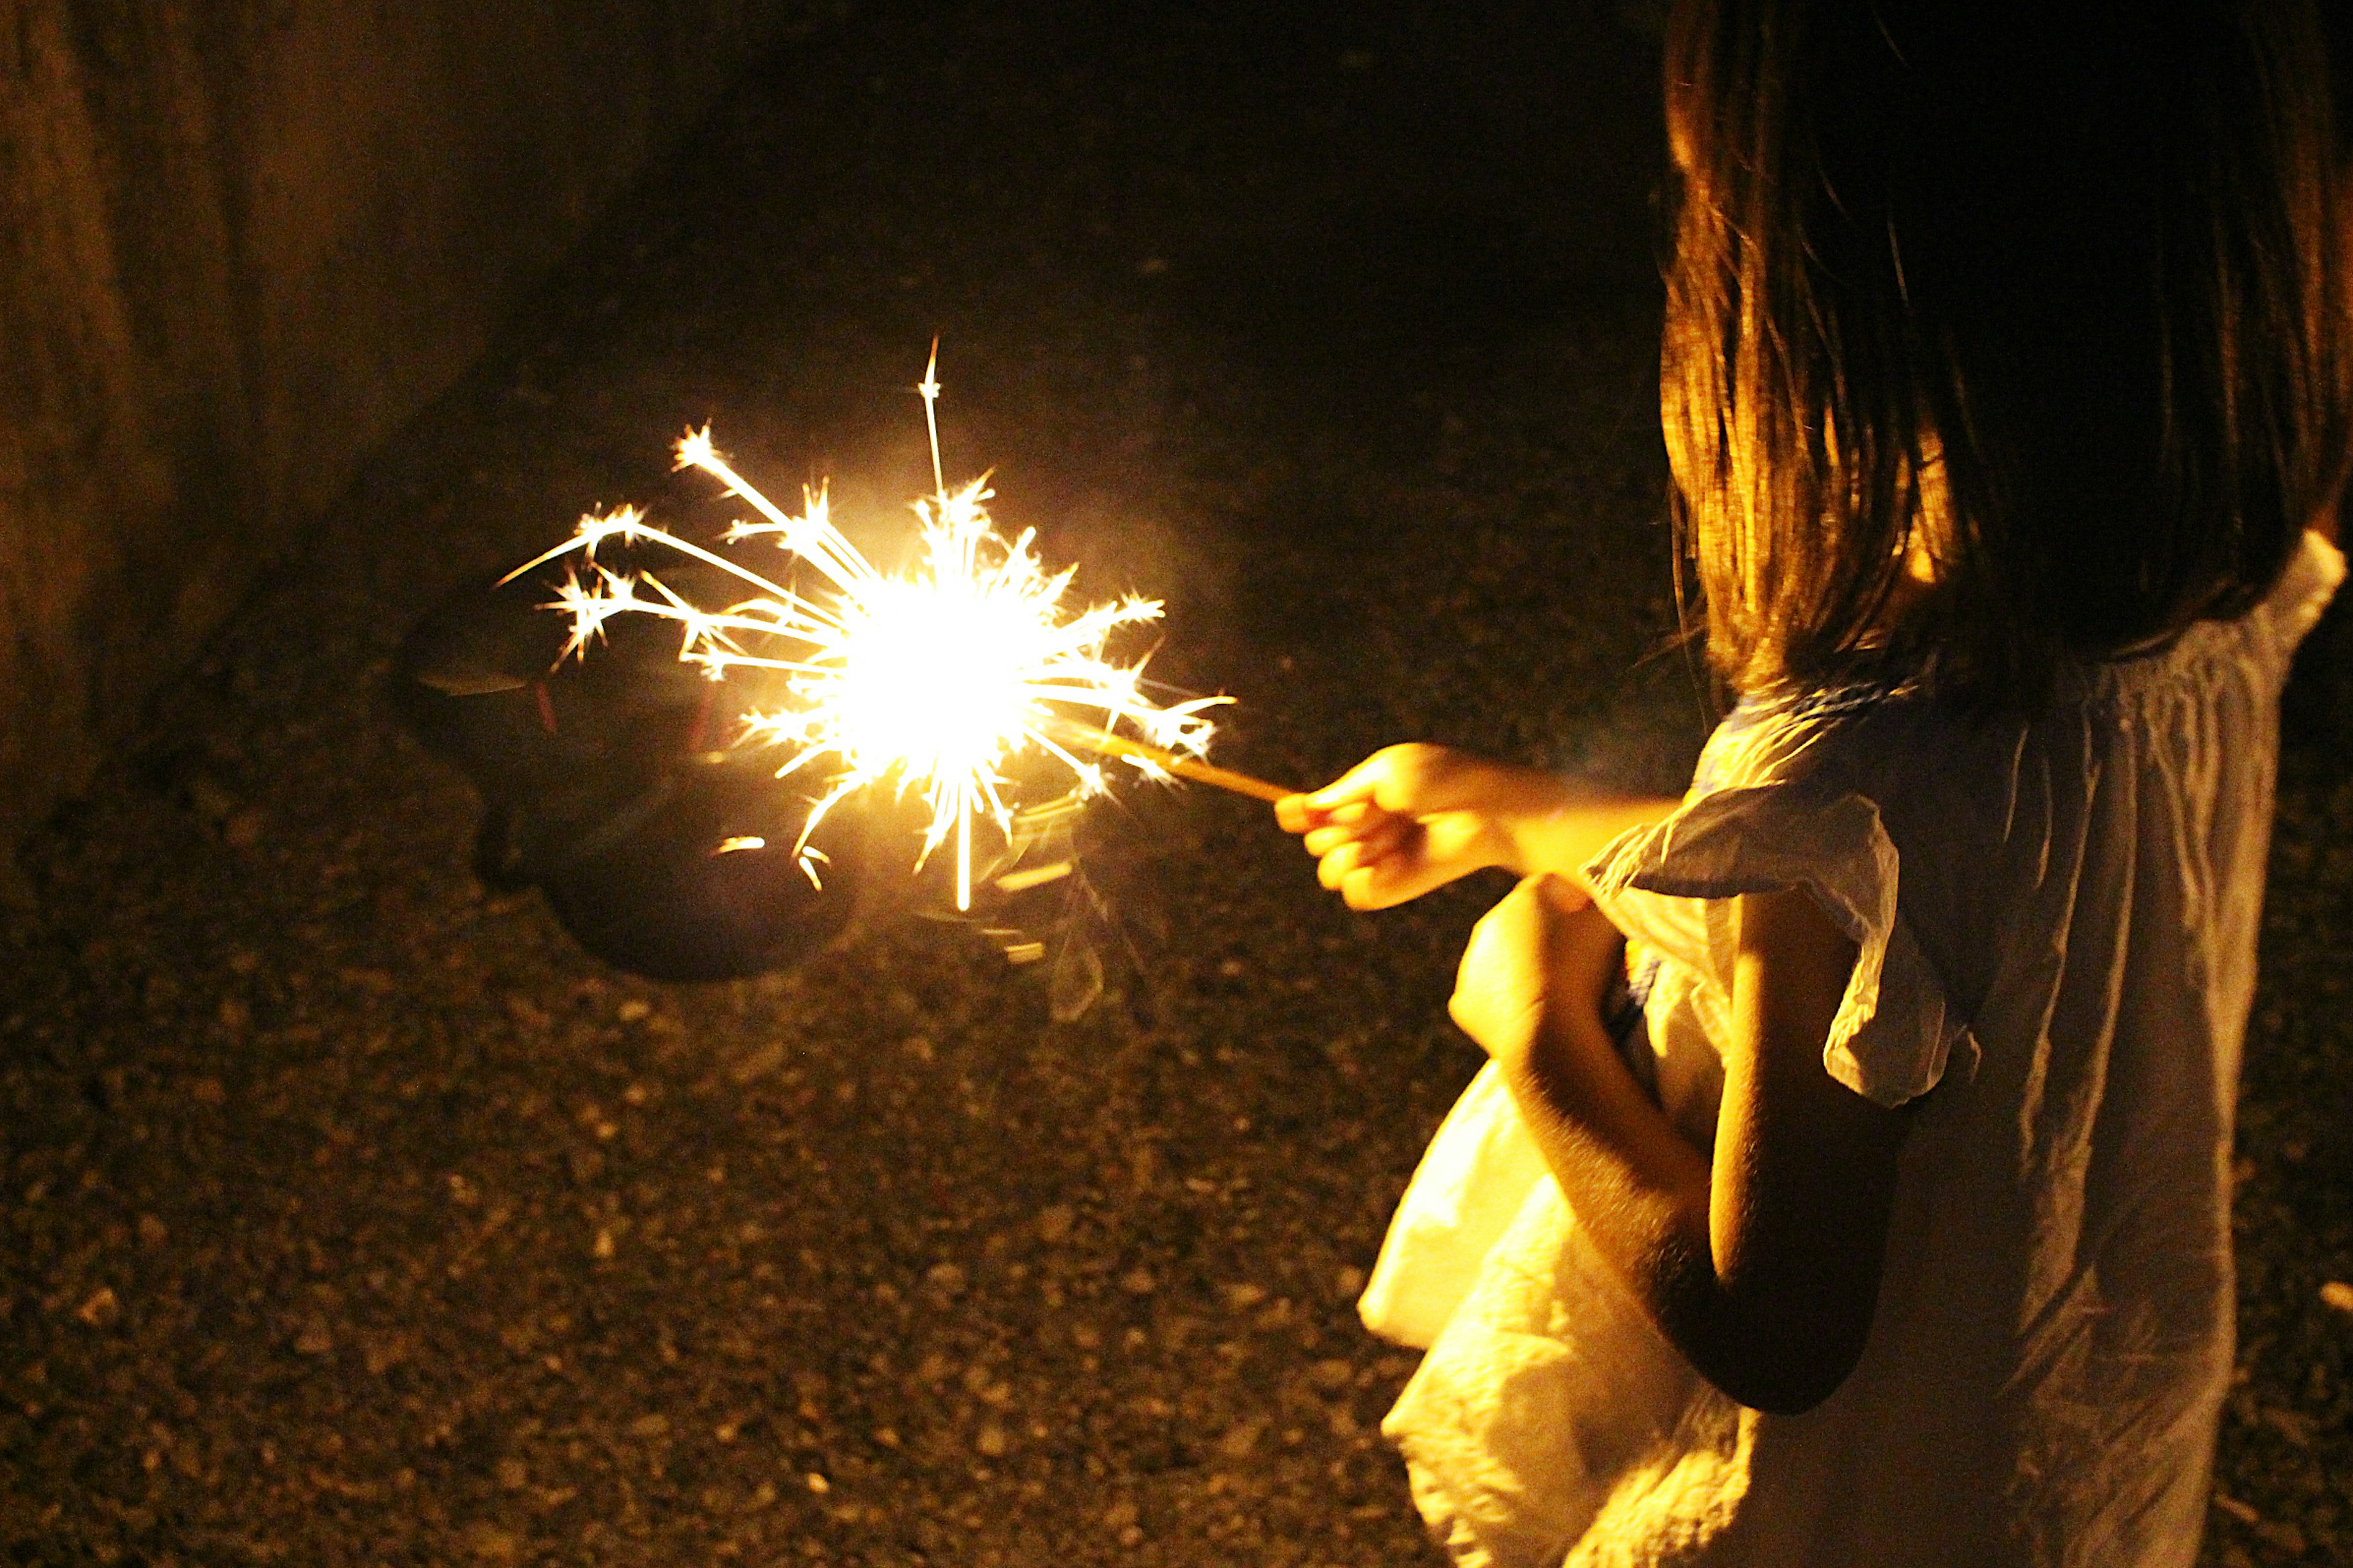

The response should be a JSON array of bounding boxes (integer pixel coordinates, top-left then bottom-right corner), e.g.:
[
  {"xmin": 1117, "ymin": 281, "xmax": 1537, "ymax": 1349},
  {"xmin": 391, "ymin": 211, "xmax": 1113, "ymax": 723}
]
[{"xmin": 1278, "ymin": 2, "xmax": 2350, "ymax": 1564}]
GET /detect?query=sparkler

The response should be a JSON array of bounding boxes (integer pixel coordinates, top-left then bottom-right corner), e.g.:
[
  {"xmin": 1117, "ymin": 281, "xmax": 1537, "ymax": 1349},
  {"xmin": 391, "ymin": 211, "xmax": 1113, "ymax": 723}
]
[{"xmin": 502, "ymin": 349, "xmax": 1282, "ymax": 910}]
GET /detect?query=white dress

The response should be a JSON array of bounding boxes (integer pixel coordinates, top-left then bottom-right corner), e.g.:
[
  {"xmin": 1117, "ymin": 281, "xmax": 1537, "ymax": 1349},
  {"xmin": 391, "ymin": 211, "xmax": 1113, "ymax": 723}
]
[{"xmin": 1361, "ymin": 531, "xmax": 2346, "ymax": 1567}]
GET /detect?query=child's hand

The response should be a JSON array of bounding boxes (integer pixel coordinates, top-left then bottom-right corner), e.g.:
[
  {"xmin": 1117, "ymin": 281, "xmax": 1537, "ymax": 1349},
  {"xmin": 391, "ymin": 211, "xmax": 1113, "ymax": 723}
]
[
  {"xmin": 1448, "ymin": 873, "xmax": 1626, "ymax": 1077},
  {"xmin": 1274, "ymin": 744, "xmax": 1523, "ymax": 909}
]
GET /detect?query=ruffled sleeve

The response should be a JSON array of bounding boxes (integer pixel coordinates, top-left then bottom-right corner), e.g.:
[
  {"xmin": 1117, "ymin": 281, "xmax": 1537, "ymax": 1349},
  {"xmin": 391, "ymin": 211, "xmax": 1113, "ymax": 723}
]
[
  {"xmin": 1583, "ymin": 783, "xmax": 1970, "ymax": 1108},
  {"xmin": 2248, "ymin": 528, "xmax": 2346, "ymax": 680}
]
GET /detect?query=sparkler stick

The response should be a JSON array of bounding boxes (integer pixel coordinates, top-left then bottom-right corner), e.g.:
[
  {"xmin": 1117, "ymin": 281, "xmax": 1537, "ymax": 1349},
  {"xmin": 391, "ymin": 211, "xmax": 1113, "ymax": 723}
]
[
  {"xmin": 1046, "ymin": 720, "xmax": 1291, "ymax": 804},
  {"xmin": 918, "ymin": 338, "xmax": 948, "ymax": 503}
]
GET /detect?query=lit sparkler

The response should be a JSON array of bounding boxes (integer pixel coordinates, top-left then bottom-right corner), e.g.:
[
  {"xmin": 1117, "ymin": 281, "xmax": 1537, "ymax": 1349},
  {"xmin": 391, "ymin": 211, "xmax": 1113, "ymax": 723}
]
[{"xmin": 502, "ymin": 349, "xmax": 1278, "ymax": 910}]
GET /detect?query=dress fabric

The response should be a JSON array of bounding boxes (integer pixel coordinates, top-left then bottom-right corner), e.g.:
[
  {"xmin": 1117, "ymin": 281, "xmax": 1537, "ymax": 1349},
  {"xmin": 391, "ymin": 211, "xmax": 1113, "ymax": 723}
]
[{"xmin": 1366, "ymin": 531, "xmax": 2346, "ymax": 1567}]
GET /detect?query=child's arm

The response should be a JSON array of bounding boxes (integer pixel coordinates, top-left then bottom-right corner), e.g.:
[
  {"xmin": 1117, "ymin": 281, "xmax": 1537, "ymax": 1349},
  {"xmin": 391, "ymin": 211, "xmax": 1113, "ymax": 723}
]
[
  {"xmin": 1452, "ymin": 875, "xmax": 1911, "ymax": 1416},
  {"xmin": 1274, "ymin": 744, "xmax": 1683, "ymax": 909}
]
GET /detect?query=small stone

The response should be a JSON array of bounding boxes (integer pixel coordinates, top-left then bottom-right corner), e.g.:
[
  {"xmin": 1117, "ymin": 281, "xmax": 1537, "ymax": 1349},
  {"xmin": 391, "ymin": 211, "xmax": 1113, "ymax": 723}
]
[
  {"xmin": 2259, "ymin": 1405, "xmax": 2314, "ymax": 1447},
  {"xmin": 2319, "ymin": 1280, "xmax": 2353, "ymax": 1312},
  {"xmin": 1219, "ymin": 1282, "xmax": 1267, "ymax": 1311},
  {"xmin": 1333, "ymin": 1265, "xmax": 1367, "ymax": 1298},
  {"xmin": 467, "ymin": 1523, "xmax": 522, "ymax": 1563},
  {"xmin": 805, "ymin": 1472, "xmax": 830, "ymax": 1494},
  {"xmin": 365, "ymin": 1331, "xmax": 414, "ymax": 1375},
  {"xmin": 616, "ymin": 999, "xmax": 651, "ymax": 1023},
  {"xmin": 726, "ymin": 1040, "xmax": 786, "ymax": 1085},
  {"xmin": 1104, "ymin": 1499, "xmax": 1139, "ymax": 1531},
  {"xmin": 1216, "ymin": 1418, "xmax": 1266, "ymax": 1458},
  {"xmin": 974, "ymin": 1421, "xmax": 1009, "ymax": 1457},
  {"xmin": 2255, "ymin": 1518, "xmax": 2308, "ymax": 1556},
  {"xmin": 1037, "ymin": 1205, "xmax": 1074, "ymax": 1244},
  {"xmin": 629, "ymin": 1414, "xmax": 670, "ymax": 1438},
  {"xmin": 74, "ymin": 1287, "xmax": 119, "ymax": 1326},
  {"xmin": 925, "ymin": 1263, "xmax": 968, "ymax": 1296},
  {"xmin": 136, "ymin": 1214, "xmax": 168, "ymax": 1248},
  {"xmin": 1308, "ymin": 1358, "xmax": 1354, "ymax": 1392},
  {"xmin": 593, "ymin": 1229, "xmax": 615, "ymax": 1259},
  {"xmin": 186, "ymin": 776, "xmax": 237, "ymax": 822},
  {"xmin": 1118, "ymin": 1267, "xmax": 1157, "ymax": 1296}
]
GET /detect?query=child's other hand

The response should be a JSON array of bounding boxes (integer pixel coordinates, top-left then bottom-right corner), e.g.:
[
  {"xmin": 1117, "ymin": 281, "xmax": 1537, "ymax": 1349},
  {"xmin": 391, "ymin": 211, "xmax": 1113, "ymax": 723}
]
[
  {"xmin": 1449, "ymin": 874, "xmax": 1625, "ymax": 1075},
  {"xmin": 1275, "ymin": 744, "xmax": 1520, "ymax": 909}
]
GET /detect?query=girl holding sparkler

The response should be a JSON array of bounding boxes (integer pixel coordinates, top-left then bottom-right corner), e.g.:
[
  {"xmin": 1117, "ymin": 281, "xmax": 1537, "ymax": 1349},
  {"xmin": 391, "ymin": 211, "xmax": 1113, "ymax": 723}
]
[{"xmin": 1280, "ymin": 2, "xmax": 2349, "ymax": 1562}]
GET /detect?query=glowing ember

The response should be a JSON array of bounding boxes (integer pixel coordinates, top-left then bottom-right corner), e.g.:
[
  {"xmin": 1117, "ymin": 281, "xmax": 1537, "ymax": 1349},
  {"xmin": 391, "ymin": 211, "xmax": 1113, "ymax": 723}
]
[{"xmin": 502, "ymin": 350, "xmax": 1226, "ymax": 909}]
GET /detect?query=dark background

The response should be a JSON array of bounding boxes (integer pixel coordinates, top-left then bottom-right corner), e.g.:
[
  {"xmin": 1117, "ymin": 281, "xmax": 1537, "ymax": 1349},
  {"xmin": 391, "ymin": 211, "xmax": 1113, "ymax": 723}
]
[{"xmin": 2, "ymin": 3, "xmax": 2347, "ymax": 1563}]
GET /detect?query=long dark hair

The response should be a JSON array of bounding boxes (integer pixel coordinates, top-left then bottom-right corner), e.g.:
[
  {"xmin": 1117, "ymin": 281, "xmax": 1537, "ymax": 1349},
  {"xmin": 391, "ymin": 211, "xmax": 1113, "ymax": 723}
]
[{"xmin": 1661, "ymin": 0, "xmax": 2352, "ymax": 708}]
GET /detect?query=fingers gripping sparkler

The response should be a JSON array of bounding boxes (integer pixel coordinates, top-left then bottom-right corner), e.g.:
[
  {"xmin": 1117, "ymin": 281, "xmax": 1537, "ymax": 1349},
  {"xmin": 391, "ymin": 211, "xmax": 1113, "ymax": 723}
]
[{"xmin": 501, "ymin": 350, "xmax": 1276, "ymax": 909}]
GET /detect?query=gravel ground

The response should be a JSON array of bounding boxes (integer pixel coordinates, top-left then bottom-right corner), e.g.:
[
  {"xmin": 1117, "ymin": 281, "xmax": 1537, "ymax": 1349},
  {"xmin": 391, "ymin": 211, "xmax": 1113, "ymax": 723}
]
[{"xmin": 4, "ymin": 4, "xmax": 2349, "ymax": 1564}]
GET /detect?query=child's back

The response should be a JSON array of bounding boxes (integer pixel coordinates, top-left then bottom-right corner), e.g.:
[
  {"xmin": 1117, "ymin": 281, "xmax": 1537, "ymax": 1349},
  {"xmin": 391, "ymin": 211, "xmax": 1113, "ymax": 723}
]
[
  {"xmin": 1753, "ymin": 537, "xmax": 2344, "ymax": 1558},
  {"xmin": 1377, "ymin": 529, "xmax": 2341, "ymax": 1565},
  {"xmin": 1286, "ymin": 1, "xmax": 2351, "ymax": 1562}
]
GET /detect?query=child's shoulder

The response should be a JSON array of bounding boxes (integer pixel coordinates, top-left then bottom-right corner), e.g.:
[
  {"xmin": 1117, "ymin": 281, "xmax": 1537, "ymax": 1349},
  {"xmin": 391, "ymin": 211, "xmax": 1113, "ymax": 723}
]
[
  {"xmin": 2039, "ymin": 526, "xmax": 2346, "ymax": 717},
  {"xmin": 1704, "ymin": 530, "xmax": 2345, "ymax": 789},
  {"xmin": 1687, "ymin": 675, "xmax": 2033, "ymax": 882},
  {"xmin": 1694, "ymin": 675, "xmax": 1937, "ymax": 800}
]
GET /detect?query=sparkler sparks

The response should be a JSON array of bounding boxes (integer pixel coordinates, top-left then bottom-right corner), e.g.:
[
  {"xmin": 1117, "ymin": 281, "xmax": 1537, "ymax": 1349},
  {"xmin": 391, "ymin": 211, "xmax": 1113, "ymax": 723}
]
[{"xmin": 502, "ymin": 352, "xmax": 1233, "ymax": 910}]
